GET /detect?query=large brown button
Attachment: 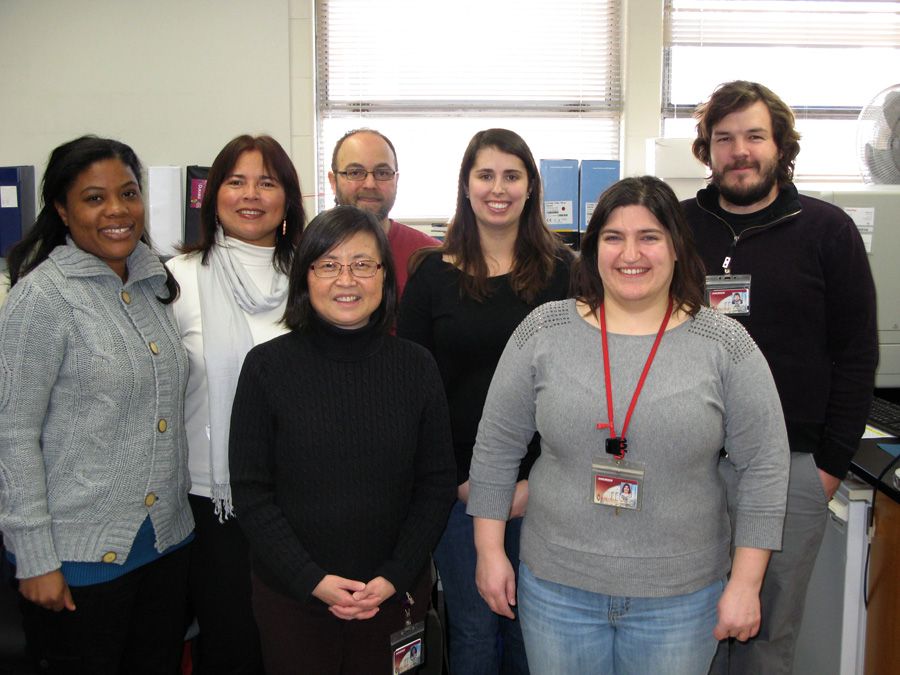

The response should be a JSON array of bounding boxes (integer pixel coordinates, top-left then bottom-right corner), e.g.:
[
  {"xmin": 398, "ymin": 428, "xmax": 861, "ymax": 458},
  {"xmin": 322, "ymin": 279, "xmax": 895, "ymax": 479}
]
[
  {"xmin": 149, "ymin": 342, "xmax": 159, "ymax": 355},
  {"xmin": 144, "ymin": 493, "xmax": 157, "ymax": 507},
  {"xmin": 157, "ymin": 419, "xmax": 167, "ymax": 433},
  {"xmin": 102, "ymin": 552, "xmax": 117, "ymax": 563},
  {"xmin": 121, "ymin": 290, "xmax": 131, "ymax": 304}
]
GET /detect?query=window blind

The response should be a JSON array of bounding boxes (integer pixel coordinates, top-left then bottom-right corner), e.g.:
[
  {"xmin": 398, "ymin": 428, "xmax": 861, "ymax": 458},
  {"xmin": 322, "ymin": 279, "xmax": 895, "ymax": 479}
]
[
  {"xmin": 663, "ymin": 0, "xmax": 900, "ymax": 119},
  {"xmin": 315, "ymin": 0, "xmax": 623, "ymax": 218}
]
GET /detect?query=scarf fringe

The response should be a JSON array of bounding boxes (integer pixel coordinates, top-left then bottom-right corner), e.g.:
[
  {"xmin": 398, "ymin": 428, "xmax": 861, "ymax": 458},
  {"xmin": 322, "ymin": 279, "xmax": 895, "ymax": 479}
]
[{"xmin": 212, "ymin": 484, "xmax": 235, "ymax": 524}]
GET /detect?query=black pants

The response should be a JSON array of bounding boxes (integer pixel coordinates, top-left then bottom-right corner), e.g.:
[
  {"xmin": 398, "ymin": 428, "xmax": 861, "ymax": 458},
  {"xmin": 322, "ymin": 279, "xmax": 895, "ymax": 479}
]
[
  {"xmin": 251, "ymin": 568, "xmax": 432, "ymax": 675},
  {"xmin": 20, "ymin": 543, "xmax": 191, "ymax": 675},
  {"xmin": 187, "ymin": 493, "xmax": 264, "ymax": 674}
]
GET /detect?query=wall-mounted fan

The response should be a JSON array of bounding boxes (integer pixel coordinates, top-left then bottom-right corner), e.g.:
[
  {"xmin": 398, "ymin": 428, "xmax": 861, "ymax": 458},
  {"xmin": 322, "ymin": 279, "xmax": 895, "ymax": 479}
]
[{"xmin": 857, "ymin": 84, "xmax": 900, "ymax": 184}]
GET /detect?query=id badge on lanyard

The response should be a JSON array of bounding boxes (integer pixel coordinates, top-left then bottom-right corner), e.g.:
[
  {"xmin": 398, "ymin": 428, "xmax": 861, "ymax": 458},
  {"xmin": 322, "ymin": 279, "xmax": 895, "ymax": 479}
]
[
  {"xmin": 591, "ymin": 298, "xmax": 671, "ymax": 515},
  {"xmin": 592, "ymin": 456, "xmax": 644, "ymax": 511},
  {"xmin": 706, "ymin": 274, "xmax": 751, "ymax": 316}
]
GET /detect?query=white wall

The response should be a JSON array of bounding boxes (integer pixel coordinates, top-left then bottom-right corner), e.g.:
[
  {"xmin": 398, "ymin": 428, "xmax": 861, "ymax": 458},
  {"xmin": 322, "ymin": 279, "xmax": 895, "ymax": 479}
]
[
  {"xmin": 0, "ymin": 0, "xmax": 294, "ymax": 218},
  {"xmin": 622, "ymin": 0, "xmax": 665, "ymax": 177}
]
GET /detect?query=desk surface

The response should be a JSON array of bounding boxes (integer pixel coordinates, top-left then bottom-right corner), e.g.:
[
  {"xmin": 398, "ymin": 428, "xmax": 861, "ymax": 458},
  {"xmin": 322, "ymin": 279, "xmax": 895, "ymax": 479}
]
[{"xmin": 850, "ymin": 437, "xmax": 900, "ymax": 503}]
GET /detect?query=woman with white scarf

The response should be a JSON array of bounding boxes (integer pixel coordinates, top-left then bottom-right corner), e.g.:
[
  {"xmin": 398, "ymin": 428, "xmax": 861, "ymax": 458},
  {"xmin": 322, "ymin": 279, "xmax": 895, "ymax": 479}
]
[{"xmin": 167, "ymin": 134, "xmax": 306, "ymax": 675}]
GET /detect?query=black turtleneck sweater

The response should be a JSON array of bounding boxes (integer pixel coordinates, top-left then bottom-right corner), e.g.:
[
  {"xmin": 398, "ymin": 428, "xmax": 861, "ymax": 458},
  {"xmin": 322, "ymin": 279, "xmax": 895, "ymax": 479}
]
[{"xmin": 229, "ymin": 316, "xmax": 456, "ymax": 604}]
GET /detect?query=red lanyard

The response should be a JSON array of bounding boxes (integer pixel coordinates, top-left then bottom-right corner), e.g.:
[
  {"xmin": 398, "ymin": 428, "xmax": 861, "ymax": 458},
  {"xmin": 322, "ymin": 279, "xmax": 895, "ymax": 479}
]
[{"xmin": 597, "ymin": 296, "xmax": 674, "ymax": 460}]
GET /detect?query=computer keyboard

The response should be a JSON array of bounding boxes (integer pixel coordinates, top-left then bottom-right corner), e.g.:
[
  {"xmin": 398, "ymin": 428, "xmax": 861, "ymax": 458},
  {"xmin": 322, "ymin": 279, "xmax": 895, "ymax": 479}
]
[{"xmin": 868, "ymin": 396, "xmax": 900, "ymax": 437}]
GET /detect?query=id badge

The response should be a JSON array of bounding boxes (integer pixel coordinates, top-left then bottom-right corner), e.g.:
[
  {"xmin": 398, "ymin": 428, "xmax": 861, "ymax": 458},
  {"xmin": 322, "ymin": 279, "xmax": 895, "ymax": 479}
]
[
  {"xmin": 706, "ymin": 275, "xmax": 751, "ymax": 316},
  {"xmin": 391, "ymin": 621, "xmax": 425, "ymax": 674},
  {"xmin": 592, "ymin": 457, "xmax": 645, "ymax": 511}
]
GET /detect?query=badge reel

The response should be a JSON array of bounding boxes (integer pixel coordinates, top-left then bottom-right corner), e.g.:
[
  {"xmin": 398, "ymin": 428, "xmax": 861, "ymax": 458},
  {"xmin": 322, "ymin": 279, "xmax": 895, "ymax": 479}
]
[
  {"xmin": 592, "ymin": 437, "xmax": 645, "ymax": 514},
  {"xmin": 390, "ymin": 592, "xmax": 425, "ymax": 674},
  {"xmin": 706, "ymin": 274, "xmax": 751, "ymax": 317}
]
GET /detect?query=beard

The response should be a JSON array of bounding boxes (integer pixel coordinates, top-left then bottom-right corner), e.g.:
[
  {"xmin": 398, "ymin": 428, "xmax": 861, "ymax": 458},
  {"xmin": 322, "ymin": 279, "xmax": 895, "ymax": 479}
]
[
  {"xmin": 334, "ymin": 184, "xmax": 394, "ymax": 222},
  {"xmin": 711, "ymin": 158, "xmax": 779, "ymax": 208}
]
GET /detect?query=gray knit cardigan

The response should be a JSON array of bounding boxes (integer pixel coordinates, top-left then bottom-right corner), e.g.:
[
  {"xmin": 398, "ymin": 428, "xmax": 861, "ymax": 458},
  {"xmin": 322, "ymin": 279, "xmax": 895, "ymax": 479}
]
[{"xmin": 0, "ymin": 241, "xmax": 193, "ymax": 579}]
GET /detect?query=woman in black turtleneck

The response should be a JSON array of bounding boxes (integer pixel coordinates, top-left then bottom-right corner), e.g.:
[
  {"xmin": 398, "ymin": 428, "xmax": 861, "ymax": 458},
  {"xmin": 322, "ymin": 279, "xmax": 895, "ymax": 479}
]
[{"xmin": 229, "ymin": 206, "xmax": 456, "ymax": 675}]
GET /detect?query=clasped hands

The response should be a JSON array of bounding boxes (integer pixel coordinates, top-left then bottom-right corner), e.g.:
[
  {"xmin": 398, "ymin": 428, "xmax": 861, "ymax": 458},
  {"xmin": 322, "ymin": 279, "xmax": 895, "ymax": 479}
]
[{"xmin": 312, "ymin": 574, "xmax": 396, "ymax": 620}]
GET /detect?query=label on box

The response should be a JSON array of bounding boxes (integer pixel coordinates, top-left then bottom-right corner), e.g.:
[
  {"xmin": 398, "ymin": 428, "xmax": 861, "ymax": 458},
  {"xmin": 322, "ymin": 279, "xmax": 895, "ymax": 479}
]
[
  {"xmin": 585, "ymin": 201, "xmax": 598, "ymax": 221},
  {"xmin": 0, "ymin": 185, "xmax": 17, "ymax": 208},
  {"xmin": 545, "ymin": 200, "xmax": 574, "ymax": 226}
]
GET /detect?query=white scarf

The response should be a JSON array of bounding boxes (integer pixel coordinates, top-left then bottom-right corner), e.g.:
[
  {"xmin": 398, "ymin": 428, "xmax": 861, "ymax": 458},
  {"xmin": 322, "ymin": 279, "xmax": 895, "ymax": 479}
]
[{"xmin": 197, "ymin": 230, "xmax": 288, "ymax": 520}]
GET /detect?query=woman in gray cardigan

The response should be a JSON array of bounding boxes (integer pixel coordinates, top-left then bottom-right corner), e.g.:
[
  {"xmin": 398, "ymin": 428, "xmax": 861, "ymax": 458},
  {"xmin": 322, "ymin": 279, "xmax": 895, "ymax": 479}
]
[
  {"xmin": 0, "ymin": 136, "xmax": 193, "ymax": 674},
  {"xmin": 468, "ymin": 176, "xmax": 789, "ymax": 675}
]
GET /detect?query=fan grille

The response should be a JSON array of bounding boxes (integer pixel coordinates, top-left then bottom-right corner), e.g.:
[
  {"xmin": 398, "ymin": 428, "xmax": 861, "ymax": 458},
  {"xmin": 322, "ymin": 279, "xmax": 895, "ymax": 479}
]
[{"xmin": 858, "ymin": 85, "xmax": 900, "ymax": 184}]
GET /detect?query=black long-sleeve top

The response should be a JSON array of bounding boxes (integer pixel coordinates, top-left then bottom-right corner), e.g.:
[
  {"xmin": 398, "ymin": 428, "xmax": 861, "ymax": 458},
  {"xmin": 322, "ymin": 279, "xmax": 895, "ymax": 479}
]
[
  {"xmin": 229, "ymin": 316, "xmax": 456, "ymax": 603},
  {"xmin": 397, "ymin": 252, "xmax": 572, "ymax": 484},
  {"xmin": 683, "ymin": 183, "xmax": 878, "ymax": 478}
]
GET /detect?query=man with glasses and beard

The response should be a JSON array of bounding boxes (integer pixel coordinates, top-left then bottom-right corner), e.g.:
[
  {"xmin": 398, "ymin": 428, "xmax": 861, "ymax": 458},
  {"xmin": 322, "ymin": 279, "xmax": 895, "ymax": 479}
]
[
  {"xmin": 683, "ymin": 81, "xmax": 878, "ymax": 675},
  {"xmin": 329, "ymin": 129, "xmax": 439, "ymax": 298}
]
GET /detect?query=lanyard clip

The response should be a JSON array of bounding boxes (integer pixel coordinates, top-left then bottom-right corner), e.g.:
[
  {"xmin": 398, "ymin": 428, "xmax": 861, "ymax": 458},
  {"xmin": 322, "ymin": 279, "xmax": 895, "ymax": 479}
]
[
  {"xmin": 402, "ymin": 591, "xmax": 414, "ymax": 627},
  {"xmin": 606, "ymin": 437, "xmax": 627, "ymax": 460}
]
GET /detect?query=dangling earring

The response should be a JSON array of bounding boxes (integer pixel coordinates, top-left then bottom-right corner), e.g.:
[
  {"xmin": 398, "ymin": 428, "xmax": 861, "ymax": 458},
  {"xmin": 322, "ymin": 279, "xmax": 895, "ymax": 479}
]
[{"xmin": 282, "ymin": 219, "xmax": 287, "ymax": 236}]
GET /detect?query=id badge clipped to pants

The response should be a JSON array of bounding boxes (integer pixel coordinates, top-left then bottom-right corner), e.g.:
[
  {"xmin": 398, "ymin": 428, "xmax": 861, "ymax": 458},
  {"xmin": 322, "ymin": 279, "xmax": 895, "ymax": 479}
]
[{"xmin": 390, "ymin": 592, "xmax": 425, "ymax": 674}]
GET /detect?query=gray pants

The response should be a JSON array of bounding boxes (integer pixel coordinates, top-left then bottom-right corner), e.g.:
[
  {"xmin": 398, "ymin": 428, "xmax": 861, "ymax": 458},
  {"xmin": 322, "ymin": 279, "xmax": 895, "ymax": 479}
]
[{"xmin": 710, "ymin": 452, "xmax": 829, "ymax": 675}]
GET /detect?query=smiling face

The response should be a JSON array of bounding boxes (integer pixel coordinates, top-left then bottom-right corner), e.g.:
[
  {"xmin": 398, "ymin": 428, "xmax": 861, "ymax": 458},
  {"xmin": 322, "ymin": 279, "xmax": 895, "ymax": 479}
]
[
  {"xmin": 466, "ymin": 147, "xmax": 530, "ymax": 234},
  {"xmin": 597, "ymin": 205, "xmax": 676, "ymax": 314},
  {"xmin": 216, "ymin": 150, "xmax": 287, "ymax": 247},
  {"xmin": 307, "ymin": 230, "xmax": 384, "ymax": 331},
  {"xmin": 709, "ymin": 100, "xmax": 781, "ymax": 213},
  {"xmin": 56, "ymin": 159, "xmax": 144, "ymax": 281},
  {"xmin": 328, "ymin": 132, "xmax": 398, "ymax": 229}
]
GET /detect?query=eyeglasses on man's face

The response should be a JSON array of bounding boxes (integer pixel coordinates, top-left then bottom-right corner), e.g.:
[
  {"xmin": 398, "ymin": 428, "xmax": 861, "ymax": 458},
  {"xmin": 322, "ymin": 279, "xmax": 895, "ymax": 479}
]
[
  {"xmin": 335, "ymin": 168, "xmax": 397, "ymax": 182},
  {"xmin": 310, "ymin": 260, "xmax": 383, "ymax": 278}
]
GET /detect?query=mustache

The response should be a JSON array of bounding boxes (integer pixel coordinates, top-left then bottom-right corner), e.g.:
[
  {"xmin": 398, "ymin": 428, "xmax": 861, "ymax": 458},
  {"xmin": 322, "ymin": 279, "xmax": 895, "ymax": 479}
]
[{"xmin": 725, "ymin": 160, "xmax": 760, "ymax": 172}]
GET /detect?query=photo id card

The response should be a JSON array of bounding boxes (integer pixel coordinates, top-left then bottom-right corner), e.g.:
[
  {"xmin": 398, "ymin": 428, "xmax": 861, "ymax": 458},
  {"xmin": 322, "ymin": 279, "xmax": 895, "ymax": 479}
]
[
  {"xmin": 391, "ymin": 622, "xmax": 425, "ymax": 674},
  {"xmin": 592, "ymin": 457, "xmax": 645, "ymax": 511},
  {"xmin": 706, "ymin": 275, "xmax": 751, "ymax": 316}
]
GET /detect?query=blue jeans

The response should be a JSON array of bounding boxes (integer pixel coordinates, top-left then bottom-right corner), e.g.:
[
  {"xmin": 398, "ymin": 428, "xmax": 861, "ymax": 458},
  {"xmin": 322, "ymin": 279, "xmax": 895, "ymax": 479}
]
[
  {"xmin": 433, "ymin": 499, "xmax": 529, "ymax": 674},
  {"xmin": 518, "ymin": 563, "xmax": 723, "ymax": 675}
]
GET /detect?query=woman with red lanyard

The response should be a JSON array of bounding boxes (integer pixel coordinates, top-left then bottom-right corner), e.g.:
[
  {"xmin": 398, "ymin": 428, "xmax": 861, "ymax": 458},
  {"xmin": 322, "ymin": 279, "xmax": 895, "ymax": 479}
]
[{"xmin": 466, "ymin": 176, "xmax": 790, "ymax": 675}]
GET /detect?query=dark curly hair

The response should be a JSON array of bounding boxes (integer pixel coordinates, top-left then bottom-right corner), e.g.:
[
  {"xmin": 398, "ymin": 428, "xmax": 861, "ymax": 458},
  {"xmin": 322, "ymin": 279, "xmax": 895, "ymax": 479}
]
[{"xmin": 692, "ymin": 80, "xmax": 801, "ymax": 187}]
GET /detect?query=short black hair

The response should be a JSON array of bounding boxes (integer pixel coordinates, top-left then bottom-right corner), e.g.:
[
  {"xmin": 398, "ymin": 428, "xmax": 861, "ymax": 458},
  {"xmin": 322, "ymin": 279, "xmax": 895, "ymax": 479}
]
[{"xmin": 283, "ymin": 206, "xmax": 398, "ymax": 334}]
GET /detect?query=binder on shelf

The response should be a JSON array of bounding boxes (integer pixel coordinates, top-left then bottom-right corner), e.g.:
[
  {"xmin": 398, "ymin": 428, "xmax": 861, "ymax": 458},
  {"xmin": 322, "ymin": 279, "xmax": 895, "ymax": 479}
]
[
  {"xmin": 540, "ymin": 159, "xmax": 580, "ymax": 250},
  {"xmin": 148, "ymin": 166, "xmax": 183, "ymax": 258},
  {"xmin": 540, "ymin": 159, "xmax": 579, "ymax": 231},
  {"xmin": 185, "ymin": 166, "xmax": 211, "ymax": 246},
  {"xmin": 0, "ymin": 166, "xmax": 36, "ymax": 258},
  {"xmin": 580, "ymin": 160, "xmax": 620, "ymax": 231}
]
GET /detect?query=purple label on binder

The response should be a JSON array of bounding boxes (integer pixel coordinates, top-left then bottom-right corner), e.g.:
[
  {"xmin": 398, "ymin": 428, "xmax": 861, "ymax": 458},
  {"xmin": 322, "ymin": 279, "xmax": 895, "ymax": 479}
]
[{"xmin": 189, "ymin": 179, "xmax": 207, "ymax": 209}]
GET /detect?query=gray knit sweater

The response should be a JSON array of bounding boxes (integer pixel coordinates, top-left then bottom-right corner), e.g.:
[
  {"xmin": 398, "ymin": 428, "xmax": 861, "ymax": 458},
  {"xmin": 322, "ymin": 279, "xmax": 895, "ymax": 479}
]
[
  {"xmin": 0, "ymin": 241, "xmax": 193, "ymax": 579},
  {"xmin": 467, "ymin": 300, "xmax": 789, "ymax": 598}
]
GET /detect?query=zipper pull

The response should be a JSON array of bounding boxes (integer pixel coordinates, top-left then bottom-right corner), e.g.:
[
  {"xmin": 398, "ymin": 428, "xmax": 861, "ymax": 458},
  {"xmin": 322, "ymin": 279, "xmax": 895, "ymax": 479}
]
[{"xmin": 722, "ymin": 234, "xmax": 739, "ymax": 275}]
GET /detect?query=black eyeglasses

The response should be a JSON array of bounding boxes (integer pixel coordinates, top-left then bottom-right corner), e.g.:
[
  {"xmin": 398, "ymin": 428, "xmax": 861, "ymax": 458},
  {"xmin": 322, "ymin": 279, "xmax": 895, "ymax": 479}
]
[
  {"xmin": 310, "ymin": 260, "xmax": 382, "ymax": 278},
  {"xmin": 335, "ymin": 168, "xmax": 398, "ymax": 182}
]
